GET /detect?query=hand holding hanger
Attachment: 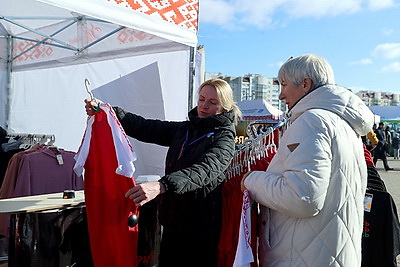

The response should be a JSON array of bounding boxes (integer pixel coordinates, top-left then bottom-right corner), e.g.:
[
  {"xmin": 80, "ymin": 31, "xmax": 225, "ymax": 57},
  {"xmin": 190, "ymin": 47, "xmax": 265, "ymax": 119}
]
[
  {"xmin": 84, "ymin": 78, "xmax": 101, "ymax": 116},
  {"xmin": 84, "ymin": 98, "xmax": 103, "ymax": 116}
]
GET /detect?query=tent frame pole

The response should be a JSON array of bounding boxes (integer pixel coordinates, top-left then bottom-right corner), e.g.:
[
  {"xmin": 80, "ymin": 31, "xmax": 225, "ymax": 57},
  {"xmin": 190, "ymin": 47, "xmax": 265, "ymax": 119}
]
[
  {"xmin": 188, "ymin": 46, "xmax": 195, "ymax": 110},
  {"xmin": 1, "ymin": 16, "xmax": 125, "ymax": 62},
  {"xmin": 12, "ymin": 19, "xmax": 79, "ymax": 61},
  {"xmin": 1, "ymin": 16, "xmax": 78, "ymax": 51},
  {"xmin": 80, "ymin": 26, "xmax": 126, "ymax": 52},
  {"xmin": 6, "ymin": 35, "xmax": 13, "ymax": 128}
]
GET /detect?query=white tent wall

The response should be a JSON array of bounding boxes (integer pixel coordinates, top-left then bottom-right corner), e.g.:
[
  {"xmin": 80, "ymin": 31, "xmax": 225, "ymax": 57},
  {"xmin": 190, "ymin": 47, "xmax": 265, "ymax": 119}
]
[
  {"xmin": 8, "ymin": 48, "xmax": 191, "ymax": 177},
  {"xmin": 0, "ymin": 68, "xmax": 6, "ymax": 128}
]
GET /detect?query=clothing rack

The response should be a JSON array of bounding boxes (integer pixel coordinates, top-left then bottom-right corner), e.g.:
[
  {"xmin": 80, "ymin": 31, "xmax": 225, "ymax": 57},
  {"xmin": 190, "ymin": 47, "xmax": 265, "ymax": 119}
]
[
  {"xmin": 226, "ymin": 118, "xmax": 288, "ymax": 179},
  {"xmin": 246, "ymin": 118, "xmax": 288, "ymax": 140},
  {"xmin": 5, "ymin": 132, "xmax": 55, "ymax": 149}
]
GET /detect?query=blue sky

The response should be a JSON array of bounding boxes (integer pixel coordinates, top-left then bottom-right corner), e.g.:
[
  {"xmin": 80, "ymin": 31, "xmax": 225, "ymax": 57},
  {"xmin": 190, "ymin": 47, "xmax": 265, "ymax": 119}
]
[{"xmin": 197, "ymin": 0, "xmax": 400, "ymax": 94}]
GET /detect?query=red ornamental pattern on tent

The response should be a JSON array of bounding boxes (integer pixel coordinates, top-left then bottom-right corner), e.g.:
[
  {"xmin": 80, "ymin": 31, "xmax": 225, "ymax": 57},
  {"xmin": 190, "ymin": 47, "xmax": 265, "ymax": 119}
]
[
  {"xmin": 14, "ymin": 39, "xmax": 54, "ymax": 63},
  {"xmin": 117, "ymin": 28, "xmax": 156, "ymax": 44},
  {"xmin": 13, "ymin": 24, "xmax": 156, "ymax": 63},
  {"xmin": 109, "ymin": 0, "xmax": 199, "ymax": 31},
  {"xmin": 13, "ymin": 0, "xmax": 198, "ymax": 63}
]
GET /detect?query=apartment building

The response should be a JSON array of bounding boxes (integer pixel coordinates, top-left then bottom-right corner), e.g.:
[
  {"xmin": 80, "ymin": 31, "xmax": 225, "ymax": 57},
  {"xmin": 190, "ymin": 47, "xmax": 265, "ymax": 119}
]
[
  {"xmin": 205, "ymin": 72, "xmax": 285, "ymax": 112},
  {"xmin": 356, "ymin": 91, "xmax": 400, "ymax": 106}
]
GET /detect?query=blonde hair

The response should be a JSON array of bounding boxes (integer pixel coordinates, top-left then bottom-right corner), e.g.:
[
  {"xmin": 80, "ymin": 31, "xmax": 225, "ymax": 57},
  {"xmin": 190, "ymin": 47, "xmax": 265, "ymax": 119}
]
[{"xmin": 198, "ymin": 79, "xmax": 242, "ymax": 124}]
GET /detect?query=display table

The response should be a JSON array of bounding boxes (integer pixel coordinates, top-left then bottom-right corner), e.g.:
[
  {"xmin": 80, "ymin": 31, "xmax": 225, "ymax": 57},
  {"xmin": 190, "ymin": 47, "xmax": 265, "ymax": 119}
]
[
  {"xmin": 0, "ymin": 190, "xmax": 85, "ymax": 214},
  {"xmin": 0, "ymin": 191, "xmax": 92, "ymax": 267}
]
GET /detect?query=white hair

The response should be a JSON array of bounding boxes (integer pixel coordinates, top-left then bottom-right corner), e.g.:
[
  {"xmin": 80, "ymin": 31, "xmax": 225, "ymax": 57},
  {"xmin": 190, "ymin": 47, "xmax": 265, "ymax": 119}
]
[{"xmin": 278, "ymin": 54, "xmax": 335, "ymax": 90}]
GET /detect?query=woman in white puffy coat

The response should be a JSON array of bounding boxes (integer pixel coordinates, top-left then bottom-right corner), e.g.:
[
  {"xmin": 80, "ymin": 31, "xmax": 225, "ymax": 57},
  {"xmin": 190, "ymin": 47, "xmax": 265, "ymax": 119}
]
[{"xmin": 242, "ymin": 54, "xmax": 375, "ymax": 267}]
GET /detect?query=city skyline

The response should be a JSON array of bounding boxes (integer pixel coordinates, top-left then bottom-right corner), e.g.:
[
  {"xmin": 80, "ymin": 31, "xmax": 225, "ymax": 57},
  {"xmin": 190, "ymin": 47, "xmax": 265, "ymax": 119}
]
[{"xmin": 197, "ymin": 0, "xmax": 400, "ymax": 94}]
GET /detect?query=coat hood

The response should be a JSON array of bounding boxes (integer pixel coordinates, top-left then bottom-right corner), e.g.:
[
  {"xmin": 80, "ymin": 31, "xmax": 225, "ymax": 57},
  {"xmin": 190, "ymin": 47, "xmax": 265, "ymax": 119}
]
[{"xmin": 289, "ymin": 84, "xmax": 374, "ymax": 136}]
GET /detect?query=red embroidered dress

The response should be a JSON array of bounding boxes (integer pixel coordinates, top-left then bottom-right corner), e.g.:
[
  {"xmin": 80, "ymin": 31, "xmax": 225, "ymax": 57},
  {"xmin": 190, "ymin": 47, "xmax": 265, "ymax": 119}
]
[{"xmin": 74, "ymin": 103, "xmax": 139, "ymax": 267}]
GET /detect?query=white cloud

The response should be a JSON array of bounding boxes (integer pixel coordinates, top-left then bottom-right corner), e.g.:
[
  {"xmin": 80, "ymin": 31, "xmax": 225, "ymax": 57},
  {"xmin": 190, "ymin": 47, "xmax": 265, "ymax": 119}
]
[
  {"xmin": 233, "ymin": 0, "xmax": 283, "ymax": 27},
  {"xmin": 198, "ymin": 0, "xmax": 397, "ymax": 28},
  {"xmin": 349, "ymin": 58, "xmax": 373, "ymax": 65},
  {"xmin": 283, "ymin": 0, "xmax": 362, "ymax": 18},
  {"xmin": 381, "ymin": 27, "xmax": 395, "ymax": 37},
  {"xmin": 198, "ymin": 0, "xmax": 236, "ymax": 26},
  {"xmin": 367, "ymin": 0, "xmax": 397, "ymax": 11},
  {"xmin": 380, "ymin": 62, "xmax": 400, "ymax": 72},
  {"xmin": 372, "ymin": 43, "xmax": 400, "ymax": 59}
]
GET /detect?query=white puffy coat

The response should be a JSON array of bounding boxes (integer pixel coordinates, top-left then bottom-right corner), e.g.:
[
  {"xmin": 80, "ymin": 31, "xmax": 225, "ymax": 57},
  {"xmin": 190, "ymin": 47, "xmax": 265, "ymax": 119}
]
[{"xmin": 244, "ymin": 85, "xmax": 375, "ymax": 267}]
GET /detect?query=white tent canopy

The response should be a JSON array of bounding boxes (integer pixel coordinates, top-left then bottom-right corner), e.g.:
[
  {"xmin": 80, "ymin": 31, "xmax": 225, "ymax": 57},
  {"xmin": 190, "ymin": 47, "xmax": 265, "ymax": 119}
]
[
  {"xmin": 0, "ymin": 0, "xmax": 199, "ymax": 177},
  {"xmin": 369, "ymin": 106, "xmax": 400, "ymax": 122},
  {"xmin": 238, "ymin": 99, "xmax": 283, "ymax": 121}
]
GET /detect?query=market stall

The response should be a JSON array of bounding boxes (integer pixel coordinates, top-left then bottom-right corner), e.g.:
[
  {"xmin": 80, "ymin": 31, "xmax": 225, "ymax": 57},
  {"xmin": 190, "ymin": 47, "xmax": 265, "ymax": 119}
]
[
  {"xmin": 0, "ymin": 0, "xmax": 199, "ymax": 177},
  {"xmin": 0, "ymin": 1, "xmax": 199, "ymax": 266},
  {"xmin": 235, "ymin": 99, "xmax": 283, "ymax": 142}
]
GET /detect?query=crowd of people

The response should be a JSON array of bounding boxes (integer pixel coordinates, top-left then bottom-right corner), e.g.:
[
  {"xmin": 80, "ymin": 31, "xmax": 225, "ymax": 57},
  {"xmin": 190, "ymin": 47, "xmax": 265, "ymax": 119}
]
[{"xmin": 366, "ymin": 121, "xmax": 400, "ymax": 171}]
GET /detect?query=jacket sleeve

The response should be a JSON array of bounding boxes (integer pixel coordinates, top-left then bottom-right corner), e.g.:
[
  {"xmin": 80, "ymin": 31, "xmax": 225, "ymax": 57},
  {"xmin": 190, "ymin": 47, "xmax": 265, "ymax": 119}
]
[
  {"xmin": 244, "ymin": 112, "xmax": 333, "ymax": 218},
  {"xmin": 162, "ymin": 131, "xmax": 235, "ymax": 194},
  {"xmin": 113, "ymin": 106, "xmax": 183, "ymax": 146}
]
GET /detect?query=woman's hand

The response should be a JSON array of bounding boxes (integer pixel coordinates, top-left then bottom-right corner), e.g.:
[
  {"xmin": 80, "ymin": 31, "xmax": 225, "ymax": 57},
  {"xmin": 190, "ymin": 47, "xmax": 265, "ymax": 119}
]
[
  {"xmin": 84, "ymin": 98, "xmax": 102, "ymax": 116},
  {"xmin": 125, "ymin": 181, "xmax": 164, "ymax": 207}
]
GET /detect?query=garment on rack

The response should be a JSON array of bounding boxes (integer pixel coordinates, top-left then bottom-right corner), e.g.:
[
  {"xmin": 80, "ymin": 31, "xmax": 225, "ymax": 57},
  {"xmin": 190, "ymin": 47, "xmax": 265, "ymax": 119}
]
[
  {"xmin": 0, "ymin": 144, "xmax": 46, "ymax": 238},
  {"xmin": 0, "ymin": 142, "xmax": 84, "ymax": 261},
  {"xmin": 0, "ymin": 138, "xmax": 23, "ymax": 189},
  {"xmin": 12, "ymin": 147, "xmax": 83, "ymax": 197},
  {"xmin": 1, "ymin": 132, "xmax": 58, "ymax": 194},
  {"xmin": 363, "ymin": 144, "xmax": 375, "ymax": 167},
  {"xmin": 218, "ymin": 142, "xmax": 276, "ymax": 267},
  {"xmin": 366, "ymin": 164, "xmax": 386, "ymax": 192},
  {"xmin": 362, "ymin": 188, "xmax": 400, "ymax": 267},
  {"xmin": 1, "ymin": 139, "xmax": 22, "ymax": 153},
  {"xmin": 0, "ymin": 144, "xmax": 45, "ymax": 199},
  {"xmin": 233, "ymin": 189, "xmax": 254, "ymax": 267},
  {"xmin": 74, "ymin": 103, "xmax": 138, "ymax": 267},
  {"xmin": 9, "ymin": 206, "xmax": 93, "ymax": 267}
]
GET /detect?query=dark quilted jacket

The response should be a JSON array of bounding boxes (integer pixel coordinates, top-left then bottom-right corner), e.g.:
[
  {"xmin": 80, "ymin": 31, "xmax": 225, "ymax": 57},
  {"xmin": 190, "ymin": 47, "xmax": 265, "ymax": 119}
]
[{"xmin": 113, "ymin": 106, "xmax": 236, "ymax": 235}]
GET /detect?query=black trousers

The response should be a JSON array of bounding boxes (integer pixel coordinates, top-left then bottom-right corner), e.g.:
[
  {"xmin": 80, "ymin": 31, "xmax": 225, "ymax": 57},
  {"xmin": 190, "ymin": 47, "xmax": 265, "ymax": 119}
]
[
  {"xmin": 159, "ymin": 228, "xmax": 219, "ymax": 267},
  {"xmin": 373, "ymin": 149, "xmax": 391, "ymax": 170}
]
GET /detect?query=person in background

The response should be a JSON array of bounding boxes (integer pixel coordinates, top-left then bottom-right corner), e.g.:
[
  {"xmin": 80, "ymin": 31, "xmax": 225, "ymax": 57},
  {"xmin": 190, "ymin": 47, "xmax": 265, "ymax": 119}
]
[
  {"xmin": 385, "ymin": 125, "xmax": 392, "ymax": 156},
  {"xmin": 363, "ymin": 129, "xmax": 379, "ymax": 152},
  {"xmin": 85, "ymin": 79, "xmax": 241, "ymax": 267},
  {"xmin": 362, "ymin": 129, "xmax": 379, "ymax": 167},
  {"xmin": 374, "ymin": 122, "xmax": 393, "ymax": 171},
  {"xmin": 392, "ymin": 132, "xmax": 400, "ymax": 160},
  {"xmin": 241, "ymin": 54, "xmax": 374, "ymax": 266}
]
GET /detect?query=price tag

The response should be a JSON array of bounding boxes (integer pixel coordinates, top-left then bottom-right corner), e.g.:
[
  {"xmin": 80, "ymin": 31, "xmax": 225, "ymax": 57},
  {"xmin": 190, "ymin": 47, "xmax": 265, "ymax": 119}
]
[
  {"xmin": 56, "ymin": 154, "xmax": 64, "ymax": 165},
  {"xmin": 364, "ymin": 193, "xmax": 373, "ymax": 212}
]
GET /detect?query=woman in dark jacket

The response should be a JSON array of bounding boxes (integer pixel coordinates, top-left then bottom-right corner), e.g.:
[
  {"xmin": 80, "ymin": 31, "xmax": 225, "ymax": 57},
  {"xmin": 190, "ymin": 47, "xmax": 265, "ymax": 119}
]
[{"xmin": 85, "ymin": 79, "xmax": 241, "ymax": 266}]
